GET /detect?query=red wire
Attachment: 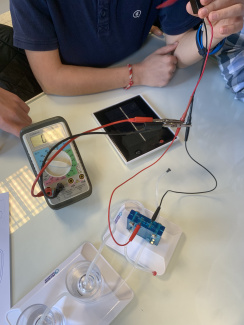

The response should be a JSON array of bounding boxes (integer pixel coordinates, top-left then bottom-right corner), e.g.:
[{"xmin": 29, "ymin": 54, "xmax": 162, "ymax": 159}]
[
  {"xmin": 181, "ymin": 18, "xmax": 213, "ymax": 122},
  {"xmin": 31, "ymin": 136, "xmax": 78, "ymax": 197},
  {"xmin": 107, "ymin": 18, "xmax": 214, "ymax": 247},
  {"xmin": 31, "ymin": 117, "xmax": 154, "ymax": 197},
  {"xmin": 32, "ymin": 19, "xmax": 214, "ymax": 248},
  {"xmin": 108, "ymin": 133, "xmax": 178, "ymax": 246},
  {"xmin": 156, "ymin": 0, "xmax": 178, "ymax": 9}
]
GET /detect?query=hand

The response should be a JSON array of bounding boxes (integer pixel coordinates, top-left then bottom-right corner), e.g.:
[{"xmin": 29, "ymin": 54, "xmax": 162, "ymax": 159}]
[
  {"xmin": 133, "ymin": 43, "xmax": 178, "ymax": 87},
  {"xmin": 0, "ymin": 88, "xmax": 32, "ymax": 137},
  {"xmin": 186, "ymin": 0, "xmax": 244, "ymax": 36}
]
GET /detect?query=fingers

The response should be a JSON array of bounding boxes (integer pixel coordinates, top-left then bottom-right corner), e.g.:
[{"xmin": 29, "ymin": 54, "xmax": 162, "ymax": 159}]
[
  {"xmin": 5, "ymin": 124, "xmax": 24, "ymax": 138},
  {"xmin": 187, "ymin": 0, "xmax": 244, "ymax": 24},
  {"xmin": 187, "ymin": 0, "xmax": 244, "ymax": 38},
  {"xmin": 135, "ymin": 43, "xmax": 178, "ymax": 87},
  {"xmin": 19, "ymin": 100, "xmax": 31, "ymax": 114},
  {"xmin": 154, "ymin": 42, "xmax": 178, "ymax": 55},
  {"xmin": 0, "ymin": 112, "xmax": 32, "ymax": 137},
  {"xmin": 208, "ymin": 6, "xmax": 244, "ymax": 23},
  {"xmin": 14, "ymin": 115, "xmax": 32, "ymax": 137},
  {"xmin": 218, "ymin": 18, "xmax": 244, "ymax": 35},
  {"xmin": 17, "ymin": 108, "xmax": 32, "ymax": 125},
  {"xmin": 197, "ymin": 0, "xmax": 244, "ymax": 19},
  {"xmin": 152, "ymin": 54, "xmax": 178, "ymax": 86},
  {"xmin": 11, "ymin": 96, "xmax": 32, "ymax": 124},
  {"xmin": 13, "ymin": 93, "xmax": 31, "ymax": 114},
  {"xmin": 162, "ymin": 55, "xmax": 178, "ymax": 70},
  {"xmin": 0, "ymin": 88, "xmax": 32, "ymax": 137}
]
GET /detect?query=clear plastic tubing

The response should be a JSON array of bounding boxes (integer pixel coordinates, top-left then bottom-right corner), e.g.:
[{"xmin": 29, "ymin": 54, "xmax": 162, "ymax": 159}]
[{"xmin": 84, "ymin": 222, "xmax": 115, "ymax": 287}]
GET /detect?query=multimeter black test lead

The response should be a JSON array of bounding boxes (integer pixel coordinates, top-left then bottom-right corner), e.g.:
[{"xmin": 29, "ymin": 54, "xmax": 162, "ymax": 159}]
[{"xmin": 23, "ymin": 115, "xmax": 187, "ymax": 210}]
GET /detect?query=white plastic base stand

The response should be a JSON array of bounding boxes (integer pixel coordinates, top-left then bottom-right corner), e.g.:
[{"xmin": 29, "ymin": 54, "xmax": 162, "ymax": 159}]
[
  {"xmin": 104, "ymin": 202, "xmax": 182, "ymax": 275},
  {"xmin": 6, "ymin": 242, "xmax": 133, "ymax": 325}
]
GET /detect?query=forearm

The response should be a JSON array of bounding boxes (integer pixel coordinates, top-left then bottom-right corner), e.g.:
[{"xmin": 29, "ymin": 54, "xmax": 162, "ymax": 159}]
[
  {"xmin": 26, "ymin": 44, "xmax": 179, "ymax": 95},
  {"xmin": 26, "ymin": 50, "xmax": 134, "ymax": 96},
  {"xmin": 47, "ymin": 65, "xmax": 131, "ymax": 95},
  {"xmin": 166, "ymin": 25, "xmax": 221, "ymax": 68}
]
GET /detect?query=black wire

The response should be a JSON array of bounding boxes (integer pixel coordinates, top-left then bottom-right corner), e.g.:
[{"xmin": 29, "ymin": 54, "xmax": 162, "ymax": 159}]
[
  {"xmin": 39, "ymin": 22, "xmax": 213, "ymax": 203},
  {"xmin": 151, "ymin": 141, "xmax": 217, "ymax": 222},
  {"xmin": 39, "ymin": 127, "xmax": 161, "ymax": 199},
  {"xmin": 151, "ymin": 22, "xmax": 217, "ymax": 222},
  {"xmin": 159, "ymin": 142, "xmax": 217, "ymax": 207},
  {"xmin": 185, "ymin": 21, "xmax": 208, "ymax": 142}
]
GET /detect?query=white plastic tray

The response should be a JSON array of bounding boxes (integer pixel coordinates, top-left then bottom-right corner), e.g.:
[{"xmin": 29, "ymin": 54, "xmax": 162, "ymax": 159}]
[
  {"xmin": 6, "ymin": 242, "xmax": 134, "ymax": 325},
  {"xmin": 104, "ymin": 202, "xmax": 182, "ymax": 275}
]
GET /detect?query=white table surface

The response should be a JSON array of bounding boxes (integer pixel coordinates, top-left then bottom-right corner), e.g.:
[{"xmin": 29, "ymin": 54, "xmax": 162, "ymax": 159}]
[{"xmin": 1, "ymin": 34, "xmax": 244, "ymax": 325}]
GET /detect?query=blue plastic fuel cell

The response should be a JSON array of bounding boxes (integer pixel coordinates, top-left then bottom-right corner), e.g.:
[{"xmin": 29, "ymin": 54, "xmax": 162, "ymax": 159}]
[{"xmin": 127, "ymin": 210, "xmax": 165, "ymax": 245}]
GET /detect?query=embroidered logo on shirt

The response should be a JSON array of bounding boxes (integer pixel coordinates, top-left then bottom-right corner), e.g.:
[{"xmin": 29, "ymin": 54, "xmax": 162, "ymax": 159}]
[{"xmin": 133, "ymin": 10, "xmax": 141, "ymax": 18}]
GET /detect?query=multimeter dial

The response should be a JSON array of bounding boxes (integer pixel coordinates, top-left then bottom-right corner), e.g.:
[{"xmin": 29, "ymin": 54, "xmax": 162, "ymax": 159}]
[
  {"xmin": 45, "ymin": 150, "xmax": 72, "ymax": 177},
  {"xmin": 20, "ymin": 116, "xmax": 92, "ymax": 209}
]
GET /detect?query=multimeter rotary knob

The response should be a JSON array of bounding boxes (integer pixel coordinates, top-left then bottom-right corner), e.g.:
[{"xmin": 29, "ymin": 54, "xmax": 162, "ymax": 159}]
[{"xmin": 46, "ymin": 150, "xmax": 72, "ymax": 177}]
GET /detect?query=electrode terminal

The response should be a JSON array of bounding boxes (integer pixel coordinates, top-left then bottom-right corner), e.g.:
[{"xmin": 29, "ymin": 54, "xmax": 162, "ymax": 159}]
[
  {"xmin": 127, "ymin": 210, "xmax": 165, "ymax": 246},
  {"xmin": 144, "ymin": 119, "xmax": 192, "ymax": 129}
]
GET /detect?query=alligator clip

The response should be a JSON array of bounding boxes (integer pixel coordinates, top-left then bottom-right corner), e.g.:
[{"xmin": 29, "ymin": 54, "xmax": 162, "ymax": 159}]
[{"xmin": 152, "ymin": 118, "xmax": 192, "ymax": 128}]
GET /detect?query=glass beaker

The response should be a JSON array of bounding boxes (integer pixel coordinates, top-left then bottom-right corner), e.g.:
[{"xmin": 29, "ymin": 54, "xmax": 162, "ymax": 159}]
[
  {"xmin": 16, "ymin": 304, "xmax": 65, "ymax": 325},
  {"xmin": 65, "ymin": 261, "xmax": 103, "ymax": 302}
]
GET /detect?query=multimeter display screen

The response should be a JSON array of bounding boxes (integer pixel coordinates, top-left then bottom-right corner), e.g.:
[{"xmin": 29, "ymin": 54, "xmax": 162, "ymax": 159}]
[{"xmin": 31, "ymin": 127, "xmax": 64, "ymax": 148}]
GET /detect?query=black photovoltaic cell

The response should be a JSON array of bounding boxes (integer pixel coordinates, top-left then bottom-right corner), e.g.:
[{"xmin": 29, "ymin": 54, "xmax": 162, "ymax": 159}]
[{"xmin": 94, "ymin": 96, "xmax": 175, "ymax": 162}]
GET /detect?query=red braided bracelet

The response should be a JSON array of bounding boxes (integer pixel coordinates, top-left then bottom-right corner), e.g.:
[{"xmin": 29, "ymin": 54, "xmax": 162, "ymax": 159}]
[{"xmin": 124, "ymin": 64, "xmax": 133, "ymax": 90}]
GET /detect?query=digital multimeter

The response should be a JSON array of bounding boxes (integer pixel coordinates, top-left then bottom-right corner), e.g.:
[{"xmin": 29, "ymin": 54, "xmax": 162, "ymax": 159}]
[{"xmin": 20, "ymin": 116, "xmax": 92, "ymax": 209}]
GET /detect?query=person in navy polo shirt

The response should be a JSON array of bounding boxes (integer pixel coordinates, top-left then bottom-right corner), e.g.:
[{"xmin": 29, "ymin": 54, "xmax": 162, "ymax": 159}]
[{"xmin": 8, "ymin": 0, "xmax": 244, "ymax": 96}]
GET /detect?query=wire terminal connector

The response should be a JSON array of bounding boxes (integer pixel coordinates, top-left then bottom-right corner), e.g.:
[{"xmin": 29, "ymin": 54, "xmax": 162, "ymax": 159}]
[
  {"xmin": 151, "ymin": 118, "xmax": 192, "ymax": 128},
  {"xmin": 127, "ymin": 210, "xmax": 165, "ymax": 246}
]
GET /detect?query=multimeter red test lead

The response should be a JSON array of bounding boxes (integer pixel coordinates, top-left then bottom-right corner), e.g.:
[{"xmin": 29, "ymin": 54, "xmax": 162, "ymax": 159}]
[
  {"xmin": 26, "ymin": 115, "xmax": 189, "ymax": 209},
  {"xmin": 21, "ymin": 112, "xmax": 192, "ymax": 210}
]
